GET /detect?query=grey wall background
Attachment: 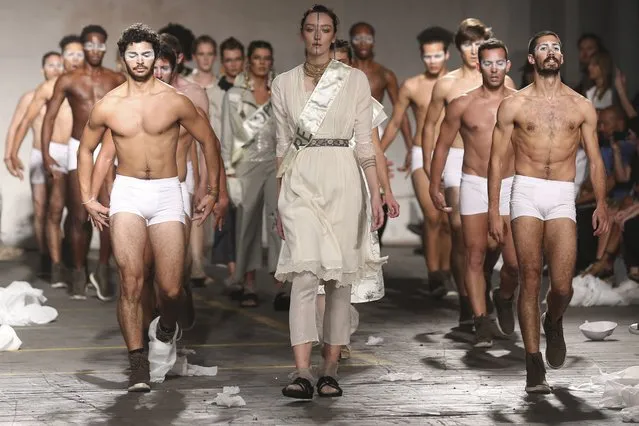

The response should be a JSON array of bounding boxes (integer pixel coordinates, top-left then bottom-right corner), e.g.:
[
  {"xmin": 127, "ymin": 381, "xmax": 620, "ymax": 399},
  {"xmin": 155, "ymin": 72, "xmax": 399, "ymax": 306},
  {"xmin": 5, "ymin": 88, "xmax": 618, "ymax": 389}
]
[{"xmin": 1, "ymin": 0, "xmax": 637, "ymax": 246}]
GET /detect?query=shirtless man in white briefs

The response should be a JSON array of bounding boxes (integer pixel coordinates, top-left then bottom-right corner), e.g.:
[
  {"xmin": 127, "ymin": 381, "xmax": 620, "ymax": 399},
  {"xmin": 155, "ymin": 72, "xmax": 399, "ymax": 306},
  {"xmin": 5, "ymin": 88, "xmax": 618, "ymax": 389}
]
[
  {"xmin": 430, "ymin": 39, "xmax": 518, "ymax": 348},
  {"xmin": 488, "ymin": 31, "xmax": 608, "ymax": 393},
  {"xmin": 7, "ymin": 36, "xmax": 85, "ymax": 285},
  {"xmin": 422, "ymin": 18, "xmax": 514, "ymax": 329},
  {"xmin": 379, "ymin": 26, "xmax": 453, "ymax": 296}
]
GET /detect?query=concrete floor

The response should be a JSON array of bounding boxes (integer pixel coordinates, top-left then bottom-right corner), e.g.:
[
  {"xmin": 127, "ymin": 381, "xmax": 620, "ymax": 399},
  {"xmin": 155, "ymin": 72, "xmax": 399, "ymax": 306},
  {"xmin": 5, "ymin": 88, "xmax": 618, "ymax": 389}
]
[{"xmin": 0, "ymin": 247, "xmax": 637, "ymax": 425}]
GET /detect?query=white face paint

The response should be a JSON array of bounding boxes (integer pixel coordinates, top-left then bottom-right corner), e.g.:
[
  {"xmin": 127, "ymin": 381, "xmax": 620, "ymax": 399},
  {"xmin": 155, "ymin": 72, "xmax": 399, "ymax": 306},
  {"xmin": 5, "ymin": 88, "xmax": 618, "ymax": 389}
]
[
  {"xmin": 480, "ymin": 59, "xmax": 508, "ymax": 70},
  {"xmin": 535, "ymin": 42, "xmax": 562, "ymax": 54},
  {"xmin": 422, "ymin": 51, "xmax": 446, "ymax": 65},
  {"xmin": 84, "ymin": 42, "xmax": 106, "ymax": 52},
  {"xmin": 351, "ymin": 34, "xmax": 374, "ymax": 45},
  {"xmin": 460, "ymin": 40, "xmax": 483, "ymax": 52}
]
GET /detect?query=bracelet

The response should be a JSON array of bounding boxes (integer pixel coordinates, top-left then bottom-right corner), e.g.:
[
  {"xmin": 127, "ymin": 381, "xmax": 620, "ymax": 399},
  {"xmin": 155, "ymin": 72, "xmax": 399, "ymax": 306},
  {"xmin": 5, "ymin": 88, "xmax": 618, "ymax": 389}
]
[
  {"xmin": 82, "ymin": 197, "xmax": 95, "ymax": 205},
  {"xmin": 206, "ymin": 185, "xmax": 219, "ymax": 198}
]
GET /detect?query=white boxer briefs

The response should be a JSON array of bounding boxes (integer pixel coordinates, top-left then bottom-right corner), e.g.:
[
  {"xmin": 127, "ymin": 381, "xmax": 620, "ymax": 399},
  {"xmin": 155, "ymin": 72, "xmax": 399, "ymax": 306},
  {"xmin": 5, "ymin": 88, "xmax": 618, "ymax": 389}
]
[
  {"xmin": 109, "ymin": 175, "xmax": 185, "ymax": 226},
  {"xmin": 459, "ymin": 173, "xmax": 513, "ymax": 216},
  {"xmin": 510, "ymin": 175, "xmax": 576, "ymax": 222}
]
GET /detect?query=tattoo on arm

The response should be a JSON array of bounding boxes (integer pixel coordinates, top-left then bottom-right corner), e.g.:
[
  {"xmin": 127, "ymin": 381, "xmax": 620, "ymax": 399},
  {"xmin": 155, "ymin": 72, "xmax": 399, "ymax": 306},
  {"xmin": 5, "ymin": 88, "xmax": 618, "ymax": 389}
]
[{"xmin": 361, "ymin": 157, "xmax": 376, "ymax": 170}]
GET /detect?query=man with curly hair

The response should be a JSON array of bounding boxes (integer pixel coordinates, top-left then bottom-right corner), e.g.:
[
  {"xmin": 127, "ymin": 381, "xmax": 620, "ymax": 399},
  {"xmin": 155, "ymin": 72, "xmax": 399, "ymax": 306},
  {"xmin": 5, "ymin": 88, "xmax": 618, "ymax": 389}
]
[{"xmin": 78, "ymin": 23, "xmax": 223, "ymax": 392}]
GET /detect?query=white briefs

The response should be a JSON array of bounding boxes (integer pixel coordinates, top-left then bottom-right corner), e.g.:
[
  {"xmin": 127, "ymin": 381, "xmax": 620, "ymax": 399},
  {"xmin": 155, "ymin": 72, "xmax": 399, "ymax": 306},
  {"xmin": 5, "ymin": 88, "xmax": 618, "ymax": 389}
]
[
  {"xmin": 185, "ymin": 160, "xmax": 195, "ymax": 195},
  {"xmin": 510, "ymin": 175, "xmax": 576, "ymax": 222},
  {"xmin": 29, "ymin": 149, "xmax": 46, "ymax": 185},
  {"xmin": 109, "ymin": 175, "xmax": 185, "ymax": 226},
  {"xmin": 443, "ymin": 148, "xmax": 464, "ymax": 188},
  {"xmin": 460, "ymin": 173, "xmax": 513, "ymax": 216},
  {"xmin": 46, "ymin": 141, "xmax": 69, "ymax": 174},
  {"xmin": 180, "ymin": 181, "xmax": 192, "ymax": 219},
  {"xmin": 411, "ymin": 146, "xmax": 423, "ymax": 173}
]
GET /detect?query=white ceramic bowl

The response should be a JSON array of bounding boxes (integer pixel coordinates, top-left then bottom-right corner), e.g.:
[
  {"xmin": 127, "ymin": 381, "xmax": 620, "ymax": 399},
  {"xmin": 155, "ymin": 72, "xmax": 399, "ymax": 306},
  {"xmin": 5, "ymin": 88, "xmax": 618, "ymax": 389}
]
[{"xmin": 579, "ymin": 321, "xmax": 617, "ymax": 341}]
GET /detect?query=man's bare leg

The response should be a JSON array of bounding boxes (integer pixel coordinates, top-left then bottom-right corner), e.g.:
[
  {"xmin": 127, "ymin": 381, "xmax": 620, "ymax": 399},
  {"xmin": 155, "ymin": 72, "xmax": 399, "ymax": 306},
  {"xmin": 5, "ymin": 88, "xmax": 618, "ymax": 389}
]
[
  {"xmin": 47, "ymin": 175, "xmax": 67, "ymax": 288},
  {"xmin": 412, "ymin": 168, "xmax": 451, "ymax": 296},
  {"xmin": 461, "ymin": 213, "xmax": 493, "ymax": 347},
  {"xmin": 67, "ymin": 170, "xmax": 92, "ymax": 299},
  {"xmin": 542, "ymin": 218, "xmax": 576, "ymax": 370},
  {"xmin": 111, "ymin": 213, "xmax": 150, "ymax": 392},
  {"xmin": 31, "ymin": 182, "xmax": 49, "ymax": 274},
  {"xmin": 492, "ymin": 217, "xmax": 519, "ymax": 335},
  {"xmin": 89, "ymin": 182, "xmax": 114, "ymax": 301},
  {"xmin": 179, "ymin": 217, "xmax": 196, "ymax": 330},
  {"xmin": 445, "ymin": 186, "xmax": 471, "ymax": 328},
  {"xmin": 148, "ymin": 222, "xmax": 185, "ymax": 333},
  {"xmin": 189, "ymin": 216, "xmax": 210, "ymax": 286},
  {"xmin": 512, "ymin": 216, "xmax": 550, "ymax": 393}
]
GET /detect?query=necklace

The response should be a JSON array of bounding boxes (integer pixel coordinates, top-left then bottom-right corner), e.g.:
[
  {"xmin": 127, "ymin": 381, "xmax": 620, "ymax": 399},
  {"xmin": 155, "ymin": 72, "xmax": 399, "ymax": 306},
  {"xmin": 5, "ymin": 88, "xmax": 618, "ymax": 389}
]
[{"xmin": 303, "ymin": 60, "xmax": 330, "ymax": 85}]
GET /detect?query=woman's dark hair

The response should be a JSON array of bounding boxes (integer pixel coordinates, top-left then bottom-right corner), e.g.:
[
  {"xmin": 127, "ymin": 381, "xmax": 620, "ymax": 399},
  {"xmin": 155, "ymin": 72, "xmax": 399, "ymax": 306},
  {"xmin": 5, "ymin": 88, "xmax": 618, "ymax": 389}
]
[
  {"xmin": 247, "ymin": 40, "xmax": 273, "ymax": 58},
  {"xmin": 300, "ymin": 4, "xmax": 338, "ymax": 34},
  {"xmin": 117, "ymin": 23, "xmax": 161, "ymax": 58},
  {"xmin": 589, "ymin": 50, "xmax": 614, "ymax": 101}
]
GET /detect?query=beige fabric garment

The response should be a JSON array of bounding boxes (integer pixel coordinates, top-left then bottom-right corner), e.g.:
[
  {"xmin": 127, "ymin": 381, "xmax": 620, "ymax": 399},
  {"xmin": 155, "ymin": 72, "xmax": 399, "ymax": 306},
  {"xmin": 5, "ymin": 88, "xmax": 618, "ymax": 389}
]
[{"xmin": 272, "ymin": 64, "xmax": 387, "ymax": 287}]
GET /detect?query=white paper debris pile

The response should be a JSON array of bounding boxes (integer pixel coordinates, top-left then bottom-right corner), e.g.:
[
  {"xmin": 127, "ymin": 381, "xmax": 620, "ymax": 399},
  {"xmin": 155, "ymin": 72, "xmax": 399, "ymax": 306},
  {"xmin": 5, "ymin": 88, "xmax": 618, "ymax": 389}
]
[
  {"xmin": 378, "ymin": 372, "xmax": 424, "ymax": 382},
  {"xmin": 0, "ymin": 324, "xmax": 22, "ymax": 351},
  {"xmin": 365, "ymin": 336, "xmax": 384, "ymax": 346},
  {"xmin": 574, "ymin": 366, "xmax": 639, "ymax": 423},
  {"xmin": 0, "ymin": 281, "xmax": 58, "ymax": 326},
  {"xmin": 169, "ymin": 353, "xmax": 218, "ymax": 377},
  {"xmin": 213, "ymin": 386, "xmax": 246, "ymax": 408},
  {"xmin": 570, "ymin": 276, "xmax": 639, "ymax": 307}
]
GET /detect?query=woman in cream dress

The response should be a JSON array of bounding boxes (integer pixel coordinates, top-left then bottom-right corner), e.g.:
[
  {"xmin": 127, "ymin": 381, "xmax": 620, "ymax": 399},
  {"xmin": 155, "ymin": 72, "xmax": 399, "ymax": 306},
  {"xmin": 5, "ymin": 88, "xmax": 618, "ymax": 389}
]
[{"xmin": 273, "ymin": 5, "xmax": 385, "ymax": 399}]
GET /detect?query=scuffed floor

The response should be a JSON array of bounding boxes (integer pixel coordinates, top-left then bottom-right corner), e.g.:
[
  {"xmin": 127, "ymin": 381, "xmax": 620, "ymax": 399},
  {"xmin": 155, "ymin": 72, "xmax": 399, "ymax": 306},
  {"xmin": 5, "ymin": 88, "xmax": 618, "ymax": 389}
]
[{"xmin": 0, "ymin": 247, "xmax": 637, "ymax": 425}]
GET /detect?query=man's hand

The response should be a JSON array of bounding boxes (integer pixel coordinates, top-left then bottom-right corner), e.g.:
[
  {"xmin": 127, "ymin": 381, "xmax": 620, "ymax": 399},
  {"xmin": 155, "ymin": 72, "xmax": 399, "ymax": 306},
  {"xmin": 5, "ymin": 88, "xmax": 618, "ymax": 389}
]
[
  {"xmin": 383, "ymin": 191, "xmax": 400, "ymax": 218},
  {"xmin": 85, "ymin": 199, "xmax": 110, "ymax": 232},
  {"xmin": 488, "ymin": 210, "xmax": 507, "ymax": 244},
  {"xmin": 397, "ymin": 151, "xmax": 411, "ymax": 176},
  {"xmin": 370, "ymin": 194, "xmax": 385, "ymax": 231},
  {"xmin": 4, "ymin": 156, "xmax": 24, "ymax": 180},
  {"xmin": 193, "ymin": 194, "xmax": 216, "ymax": 226},
  {"xmin": 43, "ymin": 154, "xmax": 61, "ymax": 178},
  {"xmin": 276, "ymin": 211, "xmax": 285, "ymax": 240},
  {"xmin": 429, "ymin": 186, "xmax": 451, "ymax": 212},
  {"xmin": 212, "ymin": 192, "xmax": 229, "ymax": 231},
  {"xmin": 592, "ymin": 202, "xmax": 610, "ymax": 236}
]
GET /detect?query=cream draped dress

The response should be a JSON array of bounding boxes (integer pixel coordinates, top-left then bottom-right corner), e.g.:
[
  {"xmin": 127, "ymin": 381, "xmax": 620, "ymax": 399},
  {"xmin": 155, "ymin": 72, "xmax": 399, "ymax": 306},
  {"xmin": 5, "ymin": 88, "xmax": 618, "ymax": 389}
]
[{"xmin": 272, "ymin": 63, "xmax": 387, "ymax": 288}]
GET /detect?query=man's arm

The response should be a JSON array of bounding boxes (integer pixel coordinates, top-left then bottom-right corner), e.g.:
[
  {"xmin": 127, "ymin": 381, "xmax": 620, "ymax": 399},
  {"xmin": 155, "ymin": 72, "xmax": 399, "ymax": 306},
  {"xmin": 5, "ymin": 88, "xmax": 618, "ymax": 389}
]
[
  {"xmin": 11, "ymin": 85, "xmax": 49, "ymax": 158},
  {"xmin": 421, "ymin": 78, "xmax": 449, "ymax": 176},
  {"xmin": 581, "ymin": 102, "xmax": 608, "ymax": 208},
  {"xmin": 430, "ymin": 96, "xmax": 466, "ymax": 191},
  {"xmin": 219, "ymin": 90, "xmax": 234, "ymax": 173},
  {"xmin": 41, "ymin": 75, "xmax": 69, "ymax": 173},
  {"xmin": 177, "ymin": 94, "xmax": 221, "ymax": 202},
  {"xmin": 381, "ymin": 74, "xmax": 412, "ymax": 151},
  {"xmin": 488, "ymin": 97, "xmax": 517, "ymax": 220},
  {"xmin": 581, "ymin": 100, "xmax": 610, "ymax": 236},
  {"xmin": 78, "ymin": 102, "xmax": 109, "ymax": 205},
  {"xmin": 4, "ymin": 92, "xmax": 33, "ymax": 178},
  {"xmin": 90, "ymin": 130, "xmax": 116, "ymax": 200}
]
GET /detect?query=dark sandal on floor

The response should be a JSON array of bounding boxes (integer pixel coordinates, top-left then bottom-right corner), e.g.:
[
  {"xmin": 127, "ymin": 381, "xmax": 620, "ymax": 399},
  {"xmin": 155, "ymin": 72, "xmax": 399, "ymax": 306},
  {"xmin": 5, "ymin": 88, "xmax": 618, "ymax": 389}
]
[
  {"xmin": 316, "ymin": 376, "xmax": 343, "ymax": 397},
  {"xmin": 240, "ymin": 292, "xmax": 259, "ymax": 308},
  {"xmin": 273, "ymin": 292, "xmax": 290, "ymax": 311},
  {"xmin": 228, "ymin": 286, "xmax": 244, "ymax": 301},
  {"xmin": 282, "ymin": 377, "xmax": 314, "ymax": 399}
]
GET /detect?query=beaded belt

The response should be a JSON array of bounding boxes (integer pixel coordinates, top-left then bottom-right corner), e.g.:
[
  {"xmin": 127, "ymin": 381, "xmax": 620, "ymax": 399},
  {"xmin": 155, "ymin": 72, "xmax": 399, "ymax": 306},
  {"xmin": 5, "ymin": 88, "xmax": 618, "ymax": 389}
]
[{"xmin": 294, "ymin": 138, "xmax": 350, "ymax": 149}]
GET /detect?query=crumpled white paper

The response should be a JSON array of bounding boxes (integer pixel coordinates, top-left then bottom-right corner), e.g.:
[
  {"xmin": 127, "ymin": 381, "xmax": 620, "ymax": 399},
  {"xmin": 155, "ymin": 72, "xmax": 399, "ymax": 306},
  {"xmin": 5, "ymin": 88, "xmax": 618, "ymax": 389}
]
[
  {"xmin": 213, "ymin": 386, "xmax": 246, "ymax": 407},
  {"xmin": 366, "ymin": 336, "xmax": 384, "ymax": 346},
  {"xmin": 0, "ymin": 324, "xmax": 22, "ymax": 351},
  {"xmin": 169, "ymin": 348, "xmax": 218, "ymax": 377},
  {"xmin": 0, "ymin": 281, "xmax": 58, "ymax": 326},
  {"xmin": 378, "ymin": 372, "xmax": 424, "ymax": 382},
  {"xmin": 574, "ymin": 366, "xmax": 639, "ymax": 422},
  {"xmin": 570, "ymin": 276, "xmax": 639, "ymax": 307}
]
